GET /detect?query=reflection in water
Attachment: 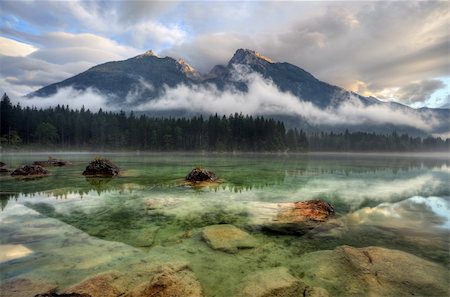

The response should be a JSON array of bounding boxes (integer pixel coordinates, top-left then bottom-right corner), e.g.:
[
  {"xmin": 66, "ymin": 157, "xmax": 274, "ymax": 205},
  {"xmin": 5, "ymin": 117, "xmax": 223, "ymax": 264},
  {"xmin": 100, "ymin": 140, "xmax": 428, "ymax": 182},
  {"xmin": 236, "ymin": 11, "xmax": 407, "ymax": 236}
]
[
  {"xmin": 84, "ymin": 176, "xmax": 113, "ymax": 193},
  {"xmin": 304, "ymin": 196, "xmax": 450, "ymax": 265},
  {"xmin": 0, "ymin": 156, "xmax": 448, "ymax": 208},
  {"xmin": 0, "ymin": 244, "xmax": 33, "ymax": 263},
  {"xmin": 0, "ymin": 153, "xmax": 449, "ymax": 296}
]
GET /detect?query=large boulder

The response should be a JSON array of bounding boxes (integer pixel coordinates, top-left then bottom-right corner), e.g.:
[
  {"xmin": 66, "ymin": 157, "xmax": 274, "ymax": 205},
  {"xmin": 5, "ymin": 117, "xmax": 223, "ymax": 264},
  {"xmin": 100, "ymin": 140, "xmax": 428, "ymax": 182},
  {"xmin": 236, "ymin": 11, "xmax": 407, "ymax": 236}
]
[
  {"xmin": 125, "ymin": 263, "xmax": 203, "ymax": 297},
  {"xmin": 185, "ymin": 167, "xmax": 218, "ymax": 182},
  {"xmin": 11, "ymin": 164, "xmax": 49, "ymax": 177},
  {"xmin": 249, "ymin": 200, "xmax": 334, "ymax": 234},
  {"xmin": 202, "ymin": 224, "xmax": 257, "ymax": 253},
  {"xmin": 0, "ymin": 277, "xmax": 57, "ymax": 297},
  {"xmin": 82, "ymin": 158, "xmax": 120, "ymax": 176},
  {"xmin": 62, "ymin": 271, "xmax": 123, "ymax": 297},
  {"xmin": 297, "ymin": 245, "xmax": 449, "ymax": 297},
  {"xmin": 238, "ymin": 267, "xmax": 328, "ymax": 297}
]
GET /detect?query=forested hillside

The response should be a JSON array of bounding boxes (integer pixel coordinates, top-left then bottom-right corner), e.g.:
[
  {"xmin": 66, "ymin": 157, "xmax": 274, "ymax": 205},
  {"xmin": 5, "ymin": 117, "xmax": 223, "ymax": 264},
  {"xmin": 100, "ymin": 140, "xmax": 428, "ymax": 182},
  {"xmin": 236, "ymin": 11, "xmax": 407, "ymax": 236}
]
[{"xmin": 1, "ymin": 94, "xmax": 448, "ymax": 152}]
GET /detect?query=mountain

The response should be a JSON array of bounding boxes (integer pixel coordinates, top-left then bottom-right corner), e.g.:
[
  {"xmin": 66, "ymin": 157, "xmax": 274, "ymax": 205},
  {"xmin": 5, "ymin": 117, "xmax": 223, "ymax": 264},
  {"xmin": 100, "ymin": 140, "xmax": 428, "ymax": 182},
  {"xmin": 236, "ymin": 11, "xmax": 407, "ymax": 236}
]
[
  {"xmin": 27, "ymin": 49, "xmax": 449, "ymax": 136},
  {"xmin": 28, "ymin": 50, "xmax": 199, "ymax": 104},
  {"xmin": 27, "ymin": 48, "xmax": 368, "ymax": 107},
  {"xmin": 206, "ymin": 49, "xmax": 375, "ymax": 108}
]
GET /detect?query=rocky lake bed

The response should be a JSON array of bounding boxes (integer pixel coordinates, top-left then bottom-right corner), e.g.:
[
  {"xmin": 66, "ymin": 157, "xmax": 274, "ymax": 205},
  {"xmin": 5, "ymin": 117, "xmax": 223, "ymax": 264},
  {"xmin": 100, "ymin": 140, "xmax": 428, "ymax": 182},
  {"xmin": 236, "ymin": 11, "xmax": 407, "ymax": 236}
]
[{"xmin": 0, "ymin": 152, "xmax": 449, "ymax": 297}]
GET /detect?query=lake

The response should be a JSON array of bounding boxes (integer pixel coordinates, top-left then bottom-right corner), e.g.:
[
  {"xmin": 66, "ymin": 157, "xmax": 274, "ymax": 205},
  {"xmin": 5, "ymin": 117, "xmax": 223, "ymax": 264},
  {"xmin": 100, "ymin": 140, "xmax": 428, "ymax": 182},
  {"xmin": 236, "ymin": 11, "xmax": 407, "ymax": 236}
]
[{"xmin": 0, "ymin": 152, "xmax": 449, "ymax": 297}]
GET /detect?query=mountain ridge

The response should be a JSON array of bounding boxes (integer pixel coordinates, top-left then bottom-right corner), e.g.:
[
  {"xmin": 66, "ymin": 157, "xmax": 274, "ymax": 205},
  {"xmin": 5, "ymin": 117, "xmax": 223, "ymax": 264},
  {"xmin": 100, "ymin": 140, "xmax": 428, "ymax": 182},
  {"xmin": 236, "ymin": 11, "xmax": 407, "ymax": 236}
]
[{"xmin": 25, "ymin": 48, "xmax": 449, "ymax": 136}]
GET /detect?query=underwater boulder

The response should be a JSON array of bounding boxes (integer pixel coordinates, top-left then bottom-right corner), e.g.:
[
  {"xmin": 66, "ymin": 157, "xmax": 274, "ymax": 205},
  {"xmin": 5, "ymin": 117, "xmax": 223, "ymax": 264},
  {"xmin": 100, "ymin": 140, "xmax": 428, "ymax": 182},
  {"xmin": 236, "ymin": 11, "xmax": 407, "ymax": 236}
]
[
  {"xmin": 0, "ymin": 277, "xmax": 57, "ymax": 297},
  {"xmin": 62, "ymin": 271, "xmax": 123, "ymax": 297},
  {"xmin": 185, "ymin": 167, "xmax": 218, "ymax": 182},
  {"xmin": 238, "ymin": 267, "xmax": 304, "ymax": 297},
  {"xmin": 238, "ymin": 267, "xmax": 328, "ymax": 297},
  {"xmin": 36, "ymin": 293, "xmax": 91, "ymax": 297},
  {"xmin": 202, "ymin": 224, "xmax": 257, "ymax": 253},
  {"xmin": 297, "ymin": 245, "xmax": 449, "ymax": 297},
  {"xmin": 11, "ymin": 164, "xmax": 49, "ymax": 177},
  {"xmin": 249, "ymin": 199, "xmax": 334, "ymax": 235},
  {"xmin": 126, "ymin": 263, "xmax": 203, "ymax": 297},
  {"xmin": 82, "ymin": 158, "xmax": 120, "ymax": 177}
]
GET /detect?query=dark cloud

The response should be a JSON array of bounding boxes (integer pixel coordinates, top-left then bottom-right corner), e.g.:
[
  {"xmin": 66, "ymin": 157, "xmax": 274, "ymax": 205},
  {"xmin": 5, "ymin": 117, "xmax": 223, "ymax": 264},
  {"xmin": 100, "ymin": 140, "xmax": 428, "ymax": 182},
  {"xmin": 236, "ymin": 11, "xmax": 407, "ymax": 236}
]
[
  {"xmin": 163, "ymin": 1, "xmax": 449, "ymax": 102},
  {"xmin": 394, "ymin": 80, "xmax": 446, "ymax": 104},
  {"xmin": 1, "ymin": 1, "xmax": 72, "ymax": 29},
  {"xmin": 0, "ymin": 0, "xmax": 448, "ymax": 107},
  {"xmin": 114, "ymin": 1, "xmax": 177, "ymax": 23},
  {"xmin": 0, "ymin": 55, "xmax": 72, "ymax": 86}
]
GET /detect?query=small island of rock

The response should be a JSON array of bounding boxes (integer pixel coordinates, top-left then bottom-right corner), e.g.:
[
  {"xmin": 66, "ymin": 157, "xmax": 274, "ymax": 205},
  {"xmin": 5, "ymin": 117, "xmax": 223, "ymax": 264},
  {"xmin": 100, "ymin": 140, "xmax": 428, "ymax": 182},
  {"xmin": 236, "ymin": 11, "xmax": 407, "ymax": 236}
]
[
  {"xmin": 185, "ymin": 167, "xmax": 218, "ymax": 182},
  {"xmin": 82, "ymin": 158, "xmax": 120, "ymax": 177},
  {"xmin": 11, "ymin": 164, "xmax": 49, "ymax": 177}
]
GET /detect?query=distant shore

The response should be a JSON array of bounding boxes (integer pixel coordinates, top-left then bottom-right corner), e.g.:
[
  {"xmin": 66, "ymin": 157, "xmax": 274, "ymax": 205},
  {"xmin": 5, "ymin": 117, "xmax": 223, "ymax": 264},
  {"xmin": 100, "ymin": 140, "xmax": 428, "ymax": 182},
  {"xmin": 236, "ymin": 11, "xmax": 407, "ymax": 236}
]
[{"xmin": 1, "ymin": 149, "xmax": 449, "ymax": 159}]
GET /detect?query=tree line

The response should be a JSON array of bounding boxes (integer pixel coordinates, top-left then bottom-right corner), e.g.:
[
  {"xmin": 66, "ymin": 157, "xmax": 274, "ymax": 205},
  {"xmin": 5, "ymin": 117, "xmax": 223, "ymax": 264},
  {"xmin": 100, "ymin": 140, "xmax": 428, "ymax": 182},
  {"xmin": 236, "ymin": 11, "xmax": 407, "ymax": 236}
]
[{"xmin": 0, "ymin": 94, "xmax": 448, "ymax": 152}]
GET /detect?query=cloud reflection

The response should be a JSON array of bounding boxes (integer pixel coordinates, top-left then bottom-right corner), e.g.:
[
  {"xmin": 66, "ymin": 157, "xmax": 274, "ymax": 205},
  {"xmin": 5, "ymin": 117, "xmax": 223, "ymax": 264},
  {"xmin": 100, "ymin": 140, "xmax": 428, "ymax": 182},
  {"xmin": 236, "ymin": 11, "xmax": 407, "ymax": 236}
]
[{"xmin": 0, "ymin": 244, "xmax": 33, "ymax": 263}]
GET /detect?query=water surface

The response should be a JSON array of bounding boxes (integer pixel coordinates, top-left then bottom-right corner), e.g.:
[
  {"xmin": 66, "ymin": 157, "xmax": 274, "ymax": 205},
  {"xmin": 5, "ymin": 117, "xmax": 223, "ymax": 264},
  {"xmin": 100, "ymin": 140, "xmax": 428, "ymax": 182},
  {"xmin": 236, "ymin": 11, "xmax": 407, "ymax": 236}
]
[{"xmin": 0, "ymin": 152, "xmax": 449, "ymax": 296}]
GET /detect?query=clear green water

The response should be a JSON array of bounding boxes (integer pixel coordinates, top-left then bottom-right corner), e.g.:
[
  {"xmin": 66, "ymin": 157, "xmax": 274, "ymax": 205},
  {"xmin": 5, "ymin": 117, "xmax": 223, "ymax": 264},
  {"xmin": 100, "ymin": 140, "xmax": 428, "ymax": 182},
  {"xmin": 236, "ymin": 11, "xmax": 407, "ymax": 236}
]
[{"xmin": 0, "ymin": 152, "xmax": 449, "ymax": 296}]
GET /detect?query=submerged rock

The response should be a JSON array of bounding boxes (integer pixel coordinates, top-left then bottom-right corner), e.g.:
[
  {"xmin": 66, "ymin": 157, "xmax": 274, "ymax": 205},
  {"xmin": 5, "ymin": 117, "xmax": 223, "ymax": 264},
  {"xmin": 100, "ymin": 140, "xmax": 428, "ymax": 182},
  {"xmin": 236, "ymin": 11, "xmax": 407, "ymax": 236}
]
[
  {"xmin": 249, "ymin": 200, "xmax": 334, "ymax": 234},
  {"xmin": 238, "ymin": 267, "xmax": 329, "ymax": 297},
  {"xmin": 82, "ymin": 158, "xmax": 120, "ymax": 176},
  {"xmin": 202, "ymin": 224, "xmax": 257, "ymax": 253},
  {"xmin": 11, "ymin": 164, "xmax": 49, "ymax": 177},
  {"xmin": 238, "ymin": 267, "xmax": 304, "ymax": 297},
  {"xmin": 304, "ymin": 287, "xmax": 330, "ymax": 297},
  {"xmin": 33, "ymin": 157, "xmax": 72, "ymax": 167},
  {"xmin": 0, "ymin": 277, "xmax": 57, "ymax": 297},
  {"xmin": 185, "ymin": 167, "xmax": 218, "ymax": 182},
  {"xmin": 36, "ymin": 293, "xmax": 91, "ymax": 297},
  {"xmin": 125, "ymin": 263, "xmax": 203, "ymax": 297},
  {"xmin": 297, "ymin": 245, "xmax": 449, "ymax": 297},
  {"xmin": 127, "ymin": 227, "xmax": 159, "ymax": 247},
  {"xmin": 62, "ymin": 271, "xmax": 123, "ymax": 297}
]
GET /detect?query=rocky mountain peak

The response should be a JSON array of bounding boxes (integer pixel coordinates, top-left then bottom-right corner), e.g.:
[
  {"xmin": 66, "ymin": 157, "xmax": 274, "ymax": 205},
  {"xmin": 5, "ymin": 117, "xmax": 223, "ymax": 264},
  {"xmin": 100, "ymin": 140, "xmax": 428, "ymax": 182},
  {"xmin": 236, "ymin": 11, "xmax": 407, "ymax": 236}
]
[
  {"xmin": 177, "ymin": 58, "xmax": 201, "ymax": 79},
  {"xmin": 229, "ymin": 49, "xmax": 274, "ymax": 65},
  {"xmin": 140, "ymin": 50, "xmax": 159, "ymax": 58}
]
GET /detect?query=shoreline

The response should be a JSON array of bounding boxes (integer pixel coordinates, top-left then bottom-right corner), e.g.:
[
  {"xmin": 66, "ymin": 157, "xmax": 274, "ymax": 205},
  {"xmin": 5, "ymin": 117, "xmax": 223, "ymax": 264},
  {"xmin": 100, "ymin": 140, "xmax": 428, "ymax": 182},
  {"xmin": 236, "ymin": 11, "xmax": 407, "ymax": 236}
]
[{"xmin": 1, "ymin": 150, "xmax": 449, "ymax": 159}]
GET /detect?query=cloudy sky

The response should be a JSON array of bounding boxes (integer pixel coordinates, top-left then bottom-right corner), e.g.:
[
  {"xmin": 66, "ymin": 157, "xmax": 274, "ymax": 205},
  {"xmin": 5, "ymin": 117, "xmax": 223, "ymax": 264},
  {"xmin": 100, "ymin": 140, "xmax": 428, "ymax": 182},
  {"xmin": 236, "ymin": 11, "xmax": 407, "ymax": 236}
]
[{"xmin": 0, "ymin": 0, "xmax": 449, "ymax": 108}]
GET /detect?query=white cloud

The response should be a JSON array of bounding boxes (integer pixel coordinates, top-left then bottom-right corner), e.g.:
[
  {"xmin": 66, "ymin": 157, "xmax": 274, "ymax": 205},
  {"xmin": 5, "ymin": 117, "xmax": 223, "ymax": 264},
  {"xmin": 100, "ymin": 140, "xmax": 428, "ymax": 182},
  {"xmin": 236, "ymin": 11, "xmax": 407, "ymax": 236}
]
[
  {"xmin": 1, "ymin": 1, "xmax": 449, "ymax": 108},
  {"xmin": 18, "ymin": 87, "xmax": 109, "ymax": 111},
  {"xmin": 0, "ymin": 36, "xmax": 37, "ymax": 56},
  {"xmin": 128, "ymin": 22, "xmax": 186, "ymax": 49},
  {"xmin": 162, "ymin": 1, "xmax": 450, "ymax": 106},
  {"xmin": 0, "ymin": 32, "xmax": 142, "ymax": 98},
  {"xmin": 134, "ymin": 67, "xmax": 438, "ymax": 131},
  {"xmin": 15, "ymin": 67, "xmax": 439, "ymax": 132},
  {"xmin": 30, "ymin": 32, "xmax": 141, "ymax": 64}
]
